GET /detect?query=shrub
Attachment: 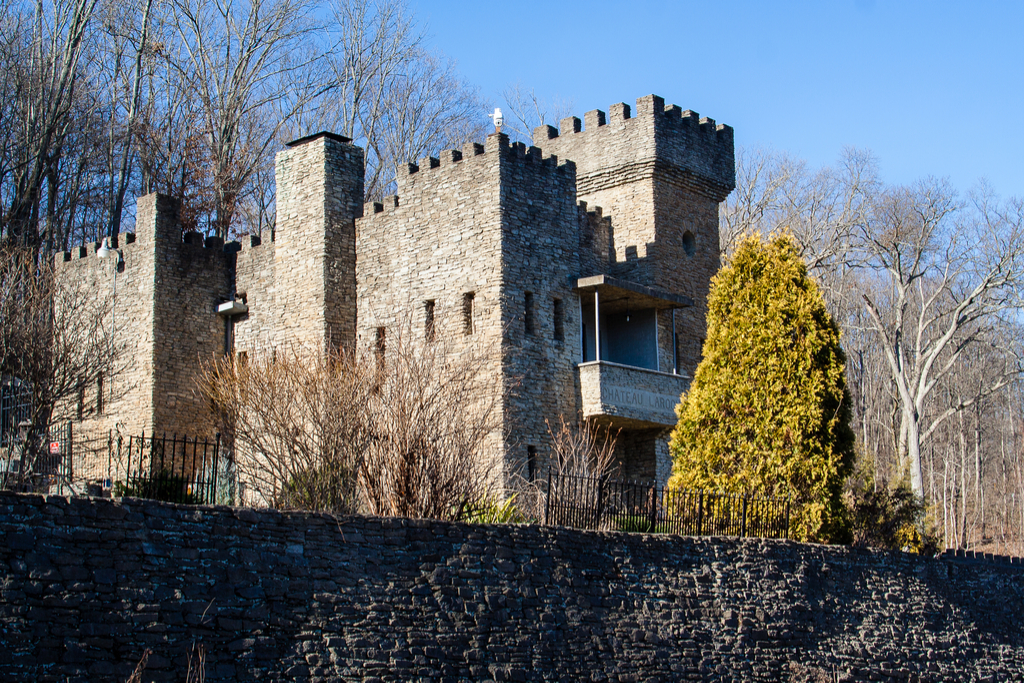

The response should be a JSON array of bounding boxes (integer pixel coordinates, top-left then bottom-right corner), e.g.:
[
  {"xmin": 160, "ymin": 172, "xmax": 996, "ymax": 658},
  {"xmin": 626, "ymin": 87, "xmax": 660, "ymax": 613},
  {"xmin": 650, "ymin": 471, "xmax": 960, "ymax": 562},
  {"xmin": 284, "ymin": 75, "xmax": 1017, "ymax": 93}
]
[{"xmin": 669, "ymin": 233, "xmax": 855, "ymax": 542}]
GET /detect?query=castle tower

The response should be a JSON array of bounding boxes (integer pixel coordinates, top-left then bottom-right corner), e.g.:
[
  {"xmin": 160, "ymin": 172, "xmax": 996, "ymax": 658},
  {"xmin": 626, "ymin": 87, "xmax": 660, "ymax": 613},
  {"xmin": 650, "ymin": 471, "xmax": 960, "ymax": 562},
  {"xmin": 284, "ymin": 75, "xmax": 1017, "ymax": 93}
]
[
  {"xmin": 355, "ymin": 134, "xmax": 580, "ymax": 485},
  {"xmin": 55, "ymin": 193, "xmax": 233, "ymax": 482},
  {"xmin": 271, "ymin": 132, "xmax": 364, "ymax": 352},
  {"xmin": 535, "ymin": 94, "xmax": 735, "ymax": 376}
]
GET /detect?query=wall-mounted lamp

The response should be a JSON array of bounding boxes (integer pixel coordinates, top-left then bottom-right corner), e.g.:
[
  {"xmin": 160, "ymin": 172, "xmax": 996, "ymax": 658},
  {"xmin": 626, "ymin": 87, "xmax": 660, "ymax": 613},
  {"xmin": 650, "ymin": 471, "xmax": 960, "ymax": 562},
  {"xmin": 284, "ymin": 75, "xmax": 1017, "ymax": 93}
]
[
  {"xmin": 217, "ymin": 300, "xmax": 249, "ymax": 316},
  {"xmin": 97, "ymin": 237, "xmax": 123, "ymax": 264}
]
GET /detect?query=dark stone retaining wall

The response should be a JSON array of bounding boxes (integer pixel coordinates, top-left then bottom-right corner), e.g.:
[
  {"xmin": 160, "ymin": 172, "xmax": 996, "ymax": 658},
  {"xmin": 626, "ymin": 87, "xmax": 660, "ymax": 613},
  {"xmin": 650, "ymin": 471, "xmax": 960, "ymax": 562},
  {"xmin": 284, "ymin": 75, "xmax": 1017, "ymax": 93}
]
[{"xmin": 1, "ymin": 491, "xmax": 1022, "ymax": 682}]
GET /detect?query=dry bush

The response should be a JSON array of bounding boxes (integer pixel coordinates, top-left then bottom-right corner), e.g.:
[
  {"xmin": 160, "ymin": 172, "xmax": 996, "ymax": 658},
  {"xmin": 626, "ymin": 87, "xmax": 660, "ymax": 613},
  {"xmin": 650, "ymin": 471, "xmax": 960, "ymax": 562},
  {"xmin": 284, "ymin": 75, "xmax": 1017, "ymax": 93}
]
[
  {"xmin": 199, "ymin": 329, "xmax": 501, "ymax": 519},
  {"xmin": 199, "ymin": 348, "xmax": 373, "ymax": 513},
  {"xmin": 547, "ymin": 414, "xmax": 618, "ymax": 480},
  {"xmin": 534, "ymin": 415, "xmax": 619, "ymax": 525},
  {"xmin": 358, "ymin": 329, "xmax": 501, "ymax": 520}
]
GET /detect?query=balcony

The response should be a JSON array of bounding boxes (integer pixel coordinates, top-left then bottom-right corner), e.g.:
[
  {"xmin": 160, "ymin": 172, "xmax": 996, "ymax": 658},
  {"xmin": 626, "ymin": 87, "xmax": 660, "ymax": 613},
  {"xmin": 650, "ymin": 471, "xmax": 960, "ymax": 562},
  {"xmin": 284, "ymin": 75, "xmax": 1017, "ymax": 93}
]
[
  {"xmin": 575, "ymin": 274, "xmax": 691, "ymax": 428},
  {"xmin": 578, "ymin": 361, "xmax": 689, "ymax": 428}
]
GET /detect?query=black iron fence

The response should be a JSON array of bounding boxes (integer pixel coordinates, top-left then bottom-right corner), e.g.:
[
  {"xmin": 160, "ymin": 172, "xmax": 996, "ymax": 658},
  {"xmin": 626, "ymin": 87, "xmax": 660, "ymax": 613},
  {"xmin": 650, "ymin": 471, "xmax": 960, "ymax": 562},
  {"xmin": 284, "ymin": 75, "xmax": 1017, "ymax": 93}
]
[
  {"xmin": 115, "ymin": 433, "xmax": 222, "ymax": 505},
  {"xmin": 0, "ymin": 378, "xmax": 32, "ymax": 449},
  {"xmin": 544, "ymin": 472, "xmax": 790, "ymax": 539},
  {"xmin": 1, "ymin": 419, "xmax": 74, "ymax": 491}
]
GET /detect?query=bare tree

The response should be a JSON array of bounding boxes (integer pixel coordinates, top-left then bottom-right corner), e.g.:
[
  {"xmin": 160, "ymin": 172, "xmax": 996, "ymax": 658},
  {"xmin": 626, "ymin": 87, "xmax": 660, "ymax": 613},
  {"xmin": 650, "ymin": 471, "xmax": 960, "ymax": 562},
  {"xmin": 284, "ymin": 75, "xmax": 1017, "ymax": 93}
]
[
  {"xmin": 500, "ymin": 81, "xmax": 573, "ymax": 144},
  {"xmin": 358, "ymin": 329, "xmax": 501, "ymax": 520},
  {"xmin": 99, "ymin": 0, "xmax": 154, "ymax": 238},
  {"xmin": 307, "ymin": 0, "xmax": 487, "ymax": 201},
  {"xmin": 720, "ymin": 146, "xmax": 878, "ymax": 309},
  {"xmin": 362, "ymin": 50, "xmax": 487, "ymax": 199},
  {"xmin": 198, "ymin": 348, "xmax": 373, "ymax": 512},
  {"xmin": 856, "ymin": 183, "xmax": 1024, "ymax": 497},
  {"xmin": 546, "ymin": 414, "xmax": 617, "ymax": 480},
  {"xmin": 0, "ymin": 247, "xmax": 125, "ymax": 487},
  {"xmin": 164, "ymin": 0, "xmax": 329, "ymax": 237},
  {"xmin": 1, "ymin": 0, "xmax": 101, "ymax": 248}
]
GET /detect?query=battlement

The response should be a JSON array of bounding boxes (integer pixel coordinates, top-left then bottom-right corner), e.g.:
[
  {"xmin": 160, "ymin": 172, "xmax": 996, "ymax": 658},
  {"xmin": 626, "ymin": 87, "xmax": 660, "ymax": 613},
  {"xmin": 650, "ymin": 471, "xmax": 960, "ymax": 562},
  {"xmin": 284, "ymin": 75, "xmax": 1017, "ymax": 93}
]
[
  {"xmin": 56, "ymin": 231, "xmax": 242, "ymax": 269},
  {"xmin": 535, "ymin": 94, "xmax": 732, "ymax": 143},
  {"xmin": 365, "ymin": 133, "xmax": 575, "ymax": 224},
  {"xmin": 235, "ymin": 231, "xmax": 273, "ymax": 256},
  {"xmin": 54, "ymin": 192, "xmax": 247, "ymax": 272},
  {"xmin": 395, "ymin": 134, "xmax": 572, "ymax": 181},
  {"xmin": 533, "ymin": 94, "xmax": 735, "ymax": 200}
]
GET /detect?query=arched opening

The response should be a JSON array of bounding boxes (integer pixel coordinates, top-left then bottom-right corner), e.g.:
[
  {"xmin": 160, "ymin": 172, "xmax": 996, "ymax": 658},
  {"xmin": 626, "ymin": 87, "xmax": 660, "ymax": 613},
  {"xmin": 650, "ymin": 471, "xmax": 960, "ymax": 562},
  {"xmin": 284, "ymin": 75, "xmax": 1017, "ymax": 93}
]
[{"xmin": 682, "ymin": 230, "xmax": 696, "ymax": 257}]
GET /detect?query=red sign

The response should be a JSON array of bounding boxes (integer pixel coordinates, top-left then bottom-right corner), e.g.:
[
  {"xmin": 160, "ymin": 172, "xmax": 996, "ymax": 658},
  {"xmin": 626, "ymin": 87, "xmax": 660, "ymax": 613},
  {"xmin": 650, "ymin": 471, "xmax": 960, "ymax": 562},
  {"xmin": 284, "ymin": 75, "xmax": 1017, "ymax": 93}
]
[{"xmin": 49, "ymin": 441, "xmax": 60, "ymax": 455}]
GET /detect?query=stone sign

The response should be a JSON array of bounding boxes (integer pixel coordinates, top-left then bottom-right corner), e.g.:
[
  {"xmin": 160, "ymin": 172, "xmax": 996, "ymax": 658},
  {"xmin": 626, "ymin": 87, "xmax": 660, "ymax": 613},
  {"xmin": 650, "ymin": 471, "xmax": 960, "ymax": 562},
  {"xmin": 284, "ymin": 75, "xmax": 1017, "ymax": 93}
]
[{"xmin": 603, "ymin": 385, "xmax": 679, "ymax": 422}]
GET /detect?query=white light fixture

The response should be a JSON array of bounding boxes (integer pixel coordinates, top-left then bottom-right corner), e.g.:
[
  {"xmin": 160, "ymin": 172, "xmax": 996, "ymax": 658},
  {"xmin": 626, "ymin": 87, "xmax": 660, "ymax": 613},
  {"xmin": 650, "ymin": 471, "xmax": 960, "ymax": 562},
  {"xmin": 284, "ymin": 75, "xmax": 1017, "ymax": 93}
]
[
  {"xmin": 97, "ymin": 237, "xmax": 123, "ymax": 264},
  {"xmin": 217, "ymin": 300, "xmax": 249, "ymax": 316},
  {"xmin": 489, "ymin": 107, "xmax": 504, "ymax": 133}
]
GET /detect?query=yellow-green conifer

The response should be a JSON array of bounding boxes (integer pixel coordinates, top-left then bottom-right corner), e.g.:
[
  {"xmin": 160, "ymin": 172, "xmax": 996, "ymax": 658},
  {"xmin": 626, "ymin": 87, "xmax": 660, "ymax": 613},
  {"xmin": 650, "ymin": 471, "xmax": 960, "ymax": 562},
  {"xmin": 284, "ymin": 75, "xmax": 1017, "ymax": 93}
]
[{"xmin": 669, "ymin": 233, "xmax": 854, "ymax": 542}]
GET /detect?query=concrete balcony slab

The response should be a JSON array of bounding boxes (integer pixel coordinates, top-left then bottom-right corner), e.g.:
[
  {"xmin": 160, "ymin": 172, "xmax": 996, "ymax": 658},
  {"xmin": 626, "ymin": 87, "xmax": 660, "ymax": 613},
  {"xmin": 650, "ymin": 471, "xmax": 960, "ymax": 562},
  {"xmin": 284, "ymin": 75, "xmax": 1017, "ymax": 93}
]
[{"xmin": 578, "ymin": 361, "xmax": 689, "ymax": 428}]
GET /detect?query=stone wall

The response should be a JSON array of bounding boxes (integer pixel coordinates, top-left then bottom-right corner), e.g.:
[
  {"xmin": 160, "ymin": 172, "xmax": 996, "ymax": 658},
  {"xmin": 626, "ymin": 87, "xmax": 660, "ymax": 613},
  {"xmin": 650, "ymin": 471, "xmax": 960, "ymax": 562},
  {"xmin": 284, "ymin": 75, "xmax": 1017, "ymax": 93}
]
[{"xmin": 1, "ymin": 491, "xmax": 1022, "ymax": 682}]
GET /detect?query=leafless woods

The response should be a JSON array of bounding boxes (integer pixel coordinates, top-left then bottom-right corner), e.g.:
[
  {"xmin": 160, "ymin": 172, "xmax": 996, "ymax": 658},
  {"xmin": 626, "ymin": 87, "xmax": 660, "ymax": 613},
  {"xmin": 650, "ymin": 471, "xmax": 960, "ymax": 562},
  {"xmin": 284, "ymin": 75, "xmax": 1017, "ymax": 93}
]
[
  {"xmin": 723, "ymin": 147, "xmax": 1024, "ymax": 553},
  {"xmin": 0, "ymin": 0, "xmax": 488, "ymax": 248}
]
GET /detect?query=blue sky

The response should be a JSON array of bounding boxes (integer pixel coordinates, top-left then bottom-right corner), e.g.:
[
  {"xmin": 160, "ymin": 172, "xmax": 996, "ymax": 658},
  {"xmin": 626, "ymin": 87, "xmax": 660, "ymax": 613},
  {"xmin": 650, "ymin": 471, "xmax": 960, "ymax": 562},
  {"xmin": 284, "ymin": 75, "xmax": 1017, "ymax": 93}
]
[{"xmin": 409, "ymin": 0, "xmax": 1023, "ymax": 198}]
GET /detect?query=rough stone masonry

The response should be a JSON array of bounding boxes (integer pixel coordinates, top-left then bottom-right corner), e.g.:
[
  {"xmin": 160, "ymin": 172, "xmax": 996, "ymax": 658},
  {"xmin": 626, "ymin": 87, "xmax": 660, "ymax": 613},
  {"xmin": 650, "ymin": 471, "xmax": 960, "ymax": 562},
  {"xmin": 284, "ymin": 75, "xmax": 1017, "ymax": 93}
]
[
  {"xmin": 1, "ymin": 491, "xmax": 1022, "ymax": 682},
  {"xmin": 55, "ymin": 94, "xmax": 734, "ymax": 494}
]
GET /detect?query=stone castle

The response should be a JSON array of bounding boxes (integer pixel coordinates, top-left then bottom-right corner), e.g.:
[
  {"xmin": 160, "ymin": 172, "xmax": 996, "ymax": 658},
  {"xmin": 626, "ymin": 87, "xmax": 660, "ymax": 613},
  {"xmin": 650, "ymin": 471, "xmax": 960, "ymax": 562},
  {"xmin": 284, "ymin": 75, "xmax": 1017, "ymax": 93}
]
[{"xmin": 58, "ymin": 94, "xmax": 735, "ymax": 491}]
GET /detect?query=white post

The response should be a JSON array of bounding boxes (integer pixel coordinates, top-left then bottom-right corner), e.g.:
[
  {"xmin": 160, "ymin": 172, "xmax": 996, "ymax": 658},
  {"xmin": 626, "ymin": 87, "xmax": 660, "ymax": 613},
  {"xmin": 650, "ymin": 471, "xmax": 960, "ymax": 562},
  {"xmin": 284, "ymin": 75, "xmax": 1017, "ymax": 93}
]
[
  {"xmin": 672, "ymin": 308, "xmax": 678, "ymax": 375},
  {"xmin": 654, "ymin": 308, "xmax": 660, "ymax": 372},
  {"xmin": 594, "ymin": 289, "xmax": 601, "ymax": 362}
]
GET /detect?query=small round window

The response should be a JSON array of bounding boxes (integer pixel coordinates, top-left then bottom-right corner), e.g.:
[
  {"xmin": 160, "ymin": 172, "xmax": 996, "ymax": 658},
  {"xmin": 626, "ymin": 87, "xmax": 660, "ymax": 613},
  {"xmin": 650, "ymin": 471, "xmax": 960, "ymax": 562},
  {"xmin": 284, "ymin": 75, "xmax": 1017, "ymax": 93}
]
[{"xmin": 682, "ymin": 230, "xmax": 696, "ymax": 257}]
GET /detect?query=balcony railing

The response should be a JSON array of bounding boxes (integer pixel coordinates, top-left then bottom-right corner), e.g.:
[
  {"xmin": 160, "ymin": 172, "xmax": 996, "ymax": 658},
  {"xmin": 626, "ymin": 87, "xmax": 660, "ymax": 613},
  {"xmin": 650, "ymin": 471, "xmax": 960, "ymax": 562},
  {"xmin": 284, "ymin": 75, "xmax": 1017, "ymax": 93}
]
[{"xmin": 578, "ymin": 360, "xmax": 688, "ymax": 427}]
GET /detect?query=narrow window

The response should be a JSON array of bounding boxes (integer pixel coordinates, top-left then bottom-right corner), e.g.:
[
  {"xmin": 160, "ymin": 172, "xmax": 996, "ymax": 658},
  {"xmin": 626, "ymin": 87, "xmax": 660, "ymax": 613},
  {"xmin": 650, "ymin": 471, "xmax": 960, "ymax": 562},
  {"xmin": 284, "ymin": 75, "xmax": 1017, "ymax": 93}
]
[
  {"xmin": 424, "ymin": 300, "xmax": 436, "ymax": 342},
  {"xmin": 76, "ymin": 377, "xmax": 84, "ymax": 421},
  {"xmin": 527, "ymin": 445, "xmax": 537, "ymax": 482},
  {"xmin": 96, "ymin": 373, "xmax": 104, "ymax": 415},
  {"xmin": 375, "ymin": 327, "xmax": 387, "ymax": 376},
  {"xmin": 463, "ymin": 292, "xmax": 475, "ymax": 335},
  {"xmin": 682, "ymin": 230, "xmax": 696, "ymax": 257},
  {"xmin": 236, "ymin": 350, "xmax": 248, "ymax": 368},
  {"xmin": 524, "ymin": 292, "xmax": 535, "ymax": 335},
  {"xmin": 553, "ymin": 297, "xmax": 564, "ymax": 342}
]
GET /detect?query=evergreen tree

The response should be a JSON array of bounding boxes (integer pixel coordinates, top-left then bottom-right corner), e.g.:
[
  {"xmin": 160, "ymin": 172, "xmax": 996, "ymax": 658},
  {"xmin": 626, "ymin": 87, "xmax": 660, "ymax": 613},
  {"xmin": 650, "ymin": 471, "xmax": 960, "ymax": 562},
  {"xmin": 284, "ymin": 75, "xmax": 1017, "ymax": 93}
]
[{"xmin": 669, "ymin": 233, "xmax": 855, "ymax": 542}]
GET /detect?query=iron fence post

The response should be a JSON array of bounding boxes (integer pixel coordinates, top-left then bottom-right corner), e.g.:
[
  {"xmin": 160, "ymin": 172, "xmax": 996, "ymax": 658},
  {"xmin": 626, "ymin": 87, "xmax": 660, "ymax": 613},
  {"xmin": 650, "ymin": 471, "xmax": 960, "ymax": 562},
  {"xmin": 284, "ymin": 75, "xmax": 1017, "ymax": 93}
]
[
  {"xmin": 545, "ymin": 469, "xmax": 551, "ymax": 526},
  {"xmin": 785, "ymin": 497, "xmax": 791, "ymax": 539},
  {"xmin": 647, "ymin": 484, "xmax": 658, "ymax": 532},
  {"xmin": 697, "ymin": 491, "xmax": 704, "ymax": 536},
  {"xmin": 741, "ymin": 495, "xmax": 748, "ymax": 537},
  {"xmin": 214, "ymin": 432, "xmax": 221, "ymax": 503}
]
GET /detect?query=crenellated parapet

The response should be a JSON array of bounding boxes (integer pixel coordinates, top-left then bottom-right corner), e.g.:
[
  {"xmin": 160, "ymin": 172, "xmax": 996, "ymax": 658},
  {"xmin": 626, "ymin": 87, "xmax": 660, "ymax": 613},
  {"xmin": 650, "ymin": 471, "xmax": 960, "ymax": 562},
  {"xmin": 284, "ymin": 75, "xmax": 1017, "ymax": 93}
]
[
  {"xmin": 533, "ymin": 94, "xmax": 734, "ymax": 201},
  {"xmin": 367, "ymin": 133, "xmax": 575, "ymax": 225}
]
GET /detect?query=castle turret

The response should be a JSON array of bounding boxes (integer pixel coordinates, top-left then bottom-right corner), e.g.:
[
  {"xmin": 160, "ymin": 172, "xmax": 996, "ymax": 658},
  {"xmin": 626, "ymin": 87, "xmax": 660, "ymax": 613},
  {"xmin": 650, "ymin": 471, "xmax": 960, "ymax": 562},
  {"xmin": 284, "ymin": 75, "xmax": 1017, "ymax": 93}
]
[
  {"xmin": 55, "ymin": 192, "xmax": 233, "ymax": 453},
  {"xmin": 271, "ymin": 132, "xmax": 364, "ymax": 352},
  {"xmin": 535, "ymin": 94, "xmax": 735, "ymax": 375}
]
